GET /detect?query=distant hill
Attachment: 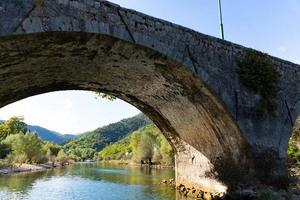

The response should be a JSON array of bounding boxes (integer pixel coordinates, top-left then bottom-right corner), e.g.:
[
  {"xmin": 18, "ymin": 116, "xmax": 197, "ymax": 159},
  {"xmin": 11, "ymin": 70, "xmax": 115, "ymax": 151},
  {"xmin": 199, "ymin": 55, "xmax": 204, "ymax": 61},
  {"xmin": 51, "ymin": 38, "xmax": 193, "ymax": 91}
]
[
  {"xmin": 0, "ymin": 120, "xmax": 75, "ymax": 144},
  {"xmin": 64, "ymin": 113, "xmax": 151, "ymax": 152},
  {"xmin": 27, "ymin": 125, "xmax": 76, "ymax": 144}
]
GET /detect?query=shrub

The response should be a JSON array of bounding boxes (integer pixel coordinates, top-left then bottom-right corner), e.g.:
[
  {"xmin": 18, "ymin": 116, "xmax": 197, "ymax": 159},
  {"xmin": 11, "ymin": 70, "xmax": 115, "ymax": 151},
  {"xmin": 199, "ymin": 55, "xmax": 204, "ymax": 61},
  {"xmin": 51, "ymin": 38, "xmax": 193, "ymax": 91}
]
[
  {"xmin": 12, "ymin": 153, "xmax": 28, "ymax": 166},
  {"xmin": 0, "ymin": 160, "xmax": 11, "ymax": 169},
  {"xmin": 238, "ymin": 50, "xmax": 279, "ymax": 117},
  {"xmin": 294, "ymin": 151, "xmax": 300, "ymax": 163},
  {"xmin": 287, "ymin": 138, "xmax": 300, "ymax": 163},
  {"xmin": 56, "ymin": 149, "xmax": 68, "ymax": 166}
]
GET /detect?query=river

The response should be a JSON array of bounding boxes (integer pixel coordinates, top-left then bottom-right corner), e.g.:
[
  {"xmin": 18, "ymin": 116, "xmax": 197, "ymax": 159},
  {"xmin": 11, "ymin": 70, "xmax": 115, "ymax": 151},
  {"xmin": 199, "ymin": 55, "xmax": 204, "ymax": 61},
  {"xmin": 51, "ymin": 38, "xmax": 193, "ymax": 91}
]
[{"xmin": 0, "ymin": 163, "xmax": 183, "ymax": 200}]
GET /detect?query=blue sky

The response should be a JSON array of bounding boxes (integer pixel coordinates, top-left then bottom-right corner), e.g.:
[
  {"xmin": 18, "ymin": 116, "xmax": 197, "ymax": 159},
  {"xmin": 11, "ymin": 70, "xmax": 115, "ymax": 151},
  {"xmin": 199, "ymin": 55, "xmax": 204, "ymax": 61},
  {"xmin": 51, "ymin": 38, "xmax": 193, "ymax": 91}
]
[{"xmin": 0, "ymin": 0, "xmax": 299, "ymax": 134}]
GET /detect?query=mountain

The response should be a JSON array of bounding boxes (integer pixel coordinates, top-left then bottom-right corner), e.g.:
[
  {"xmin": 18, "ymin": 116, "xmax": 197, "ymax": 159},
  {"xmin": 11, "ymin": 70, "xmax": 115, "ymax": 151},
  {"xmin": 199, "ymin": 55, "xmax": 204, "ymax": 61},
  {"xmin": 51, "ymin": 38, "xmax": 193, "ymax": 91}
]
[
  {"xmin": 0, "ymin": 120, "xmax": 75, "ymax": 144},
  {"xmin": 27, "ymin": 125, "xmax": 76, "ymax": 144},
  {"xmin": 64, "ymin": 113, "xmax": 151, "ymax": 152}
]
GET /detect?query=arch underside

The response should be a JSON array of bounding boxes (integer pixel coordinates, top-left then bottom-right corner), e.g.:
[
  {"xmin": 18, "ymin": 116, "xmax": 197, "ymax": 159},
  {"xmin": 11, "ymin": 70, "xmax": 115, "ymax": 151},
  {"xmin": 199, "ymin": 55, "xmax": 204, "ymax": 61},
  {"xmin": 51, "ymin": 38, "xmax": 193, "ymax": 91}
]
[{"xmin": 0, "ymin": 32, "xmax": 252, "ymax": 193}]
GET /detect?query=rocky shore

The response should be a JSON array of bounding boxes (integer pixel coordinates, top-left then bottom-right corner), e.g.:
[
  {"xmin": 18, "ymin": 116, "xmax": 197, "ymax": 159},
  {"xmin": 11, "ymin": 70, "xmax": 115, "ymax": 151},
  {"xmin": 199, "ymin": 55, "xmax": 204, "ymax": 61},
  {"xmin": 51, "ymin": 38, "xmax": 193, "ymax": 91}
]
[
  {"xmin": 0, "ymin": 162, "xmax": 69, "ymax": 176},
  {"xmin": 173, "ymin": 164, "xmax": 300, "ymax": 200},
  {"xmin": 175, "ymin": 183, "xmax": 300, "ymax": 200}
]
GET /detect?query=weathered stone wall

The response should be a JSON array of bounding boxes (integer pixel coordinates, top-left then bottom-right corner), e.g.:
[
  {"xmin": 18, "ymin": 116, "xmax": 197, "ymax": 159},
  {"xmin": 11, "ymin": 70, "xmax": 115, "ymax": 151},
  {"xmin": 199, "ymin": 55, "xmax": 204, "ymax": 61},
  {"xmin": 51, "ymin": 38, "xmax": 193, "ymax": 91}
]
[
  {"xmin": 1, "ymin": 0, "xmax": 300, "ymax": 194},
  {"xmin": 1, "ymin": 0, "xmax": 299, "ymax": 158}
]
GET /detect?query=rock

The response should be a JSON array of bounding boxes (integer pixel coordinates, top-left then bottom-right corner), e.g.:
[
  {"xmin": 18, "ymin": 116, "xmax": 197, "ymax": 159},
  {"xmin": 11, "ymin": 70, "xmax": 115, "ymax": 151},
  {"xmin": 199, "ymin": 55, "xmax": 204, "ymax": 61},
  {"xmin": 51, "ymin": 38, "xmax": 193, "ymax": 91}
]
[
  {"xmin": 180, "ymin": 186, "xmax": 186, "ymax": 193},
  {"xmin": 203, "ymin": 192, "xmax": 212, "ymax": 200},
  {"xmin": 161, "ymin": 179, "xmax": 167, "ymax": 184}
]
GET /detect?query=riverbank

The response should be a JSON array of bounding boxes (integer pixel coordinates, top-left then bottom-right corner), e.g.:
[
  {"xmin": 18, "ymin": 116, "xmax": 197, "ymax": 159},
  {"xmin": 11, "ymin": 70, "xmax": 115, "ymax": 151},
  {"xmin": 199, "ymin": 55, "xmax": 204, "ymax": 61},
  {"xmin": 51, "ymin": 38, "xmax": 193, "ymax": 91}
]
[
  {"xmin": 98, "ymin": 160, "xmax": 174, "ymax": 169},
  {"xmin": 0, "ymin": 162, "xmax": 71, "ymax": 176}
]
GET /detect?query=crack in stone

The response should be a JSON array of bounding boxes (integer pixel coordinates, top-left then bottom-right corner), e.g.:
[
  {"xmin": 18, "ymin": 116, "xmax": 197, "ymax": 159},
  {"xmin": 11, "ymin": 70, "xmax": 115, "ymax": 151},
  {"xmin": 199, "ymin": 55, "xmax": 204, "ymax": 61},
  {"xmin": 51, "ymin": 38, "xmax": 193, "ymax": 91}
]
[
  {"xmin": 285, "ymin": 99, "xmax": 294, "ymax": 126},
  {"xmin": 117, "ymin": 8, "xmax": 136, "ymax": 44},
  {"xmin": 13, "ymin": 4, "xmax": 37, "ymax": 33},
  {"xmin": 235, "ymin": 90, "xmax": 239, "ymax": 121},
  {"xmin": 185, "ymin": 45, "xmax": 199, "ymax": 75}
]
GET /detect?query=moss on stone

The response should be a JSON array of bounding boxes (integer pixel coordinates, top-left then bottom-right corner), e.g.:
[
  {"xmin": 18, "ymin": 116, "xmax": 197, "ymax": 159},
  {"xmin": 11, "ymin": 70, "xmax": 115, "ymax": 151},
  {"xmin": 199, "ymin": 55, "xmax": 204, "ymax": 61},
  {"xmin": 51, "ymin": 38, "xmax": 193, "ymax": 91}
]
[
  {"xmin": 238, "ymin": 50, "xmax": 279, "ymax": 118},
  {"xmin": 32, "ymin": 0, "xmax": 44, "ymax": 6}
]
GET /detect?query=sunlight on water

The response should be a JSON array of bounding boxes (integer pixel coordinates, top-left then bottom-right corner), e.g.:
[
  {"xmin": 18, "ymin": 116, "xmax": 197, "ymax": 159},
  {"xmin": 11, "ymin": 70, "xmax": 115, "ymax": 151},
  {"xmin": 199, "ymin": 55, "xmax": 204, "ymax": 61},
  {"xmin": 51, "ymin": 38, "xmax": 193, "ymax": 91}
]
[{"xmin": 0, "ymin": 163, "xmax": 176, "ymax": 200}]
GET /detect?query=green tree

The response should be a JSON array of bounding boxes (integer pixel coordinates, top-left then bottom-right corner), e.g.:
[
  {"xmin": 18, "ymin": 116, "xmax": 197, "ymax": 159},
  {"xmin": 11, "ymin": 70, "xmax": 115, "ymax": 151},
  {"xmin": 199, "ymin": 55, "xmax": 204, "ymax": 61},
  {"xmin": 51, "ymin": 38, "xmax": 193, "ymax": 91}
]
[
  {"xmin": 0, "ymin": 142, "xmax": 11, "ymax": 159},
  {"xmin": 137, "ymin": 133, "xmax": 155, "ymax": 162},
  {"xmin": 0, "ymin": 116, "xmax": 27, "ymax": 141},
  {"xmin": 160, "ymin": 138, "xmax": 174, "ymax": 165},
  {"xmin": 56, "ymin": 149, "xmax": 68, "ymax": 166},
  {"xmin": 3, "ymin": 132, "xmax": 44, "ymax": 164},
  {"xmin": 43, "ymin": 142, "xmax": 61, "ymax": 157},
  {"xmin": 99, "ymin": 124, "xmax": 175, "ymax": 165},
  {"xmin": 98, "ymin": 143, "xmax": 130, "ymax": 160}
]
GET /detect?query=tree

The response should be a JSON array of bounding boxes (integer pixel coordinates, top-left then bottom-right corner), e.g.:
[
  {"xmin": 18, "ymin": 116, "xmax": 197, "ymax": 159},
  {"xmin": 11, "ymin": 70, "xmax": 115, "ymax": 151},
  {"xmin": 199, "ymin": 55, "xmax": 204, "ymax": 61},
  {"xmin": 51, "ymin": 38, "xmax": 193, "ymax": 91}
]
[
  {"xmin": 3, "ymin": 132, "xmax": 44, "ymax": 164},
  {"xmin": 5, "ymin": 154, "xmax": 16, "ymax": 169},
  {"xmin": 159, "ymin": 138, "xmax": 174, "ymax": 165},
  {"xmin": 136, "ymin": 132, "xmax": 155, "ymax": 163},
  {"xmin": 0, "ymin": 116, "xmax": 27, "ymax": 141},
  {"xmin": 0, "ymin": 142, "xmax": 11, "ymax": 159},
  {"xmin": 43, "ymin": 142, "xmax": 61, "ymax": 157},
  {"xmin": 56, "ymin": 149, "xmax": 68, "ymax": 166}
]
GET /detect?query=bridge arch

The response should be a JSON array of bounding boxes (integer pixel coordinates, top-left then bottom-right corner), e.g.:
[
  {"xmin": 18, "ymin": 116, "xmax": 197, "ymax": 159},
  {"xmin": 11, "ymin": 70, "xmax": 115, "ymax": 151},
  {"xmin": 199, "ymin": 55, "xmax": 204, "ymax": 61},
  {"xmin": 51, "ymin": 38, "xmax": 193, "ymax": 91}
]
[
  {"xmin": 0, "ymin": 32, "xmax": 252, "ymax": 195},
  {"xmin": 2, "ymin": 0, "xmax": 300, "ymax": 197}
]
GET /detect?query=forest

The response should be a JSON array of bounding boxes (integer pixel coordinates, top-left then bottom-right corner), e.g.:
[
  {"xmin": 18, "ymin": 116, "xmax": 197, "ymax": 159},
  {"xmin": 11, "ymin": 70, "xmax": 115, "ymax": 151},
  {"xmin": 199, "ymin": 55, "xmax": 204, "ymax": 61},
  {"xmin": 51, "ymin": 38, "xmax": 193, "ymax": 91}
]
[{"xmin": 0, "ymin": 114, "xmax": 175, "ymax": 168}]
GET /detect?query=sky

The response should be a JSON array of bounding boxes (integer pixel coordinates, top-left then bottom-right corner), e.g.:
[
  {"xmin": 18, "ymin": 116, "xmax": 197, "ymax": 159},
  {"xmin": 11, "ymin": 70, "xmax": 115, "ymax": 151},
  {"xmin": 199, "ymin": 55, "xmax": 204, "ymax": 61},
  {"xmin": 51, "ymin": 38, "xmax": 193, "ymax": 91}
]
[{"xmin": 1, "ymin": 0, "xmax": 300, "ymax": 134}]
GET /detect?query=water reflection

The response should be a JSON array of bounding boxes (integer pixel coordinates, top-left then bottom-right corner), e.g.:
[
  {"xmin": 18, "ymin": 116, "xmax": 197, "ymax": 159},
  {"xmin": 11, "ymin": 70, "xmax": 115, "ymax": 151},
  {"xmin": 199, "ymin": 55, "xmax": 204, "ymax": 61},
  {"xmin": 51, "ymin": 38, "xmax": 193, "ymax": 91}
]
[{"xmin": 0, "ymin": 163, "xmax": 181, "ymax": 200}]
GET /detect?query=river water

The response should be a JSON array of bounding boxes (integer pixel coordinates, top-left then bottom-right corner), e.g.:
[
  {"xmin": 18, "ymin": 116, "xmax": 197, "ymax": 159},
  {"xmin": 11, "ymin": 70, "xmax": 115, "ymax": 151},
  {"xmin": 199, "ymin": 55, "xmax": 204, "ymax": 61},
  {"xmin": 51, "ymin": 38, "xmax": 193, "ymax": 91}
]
[{"xmin": 0, "ymin": 163, "xmax": 182, "ymax": 200}]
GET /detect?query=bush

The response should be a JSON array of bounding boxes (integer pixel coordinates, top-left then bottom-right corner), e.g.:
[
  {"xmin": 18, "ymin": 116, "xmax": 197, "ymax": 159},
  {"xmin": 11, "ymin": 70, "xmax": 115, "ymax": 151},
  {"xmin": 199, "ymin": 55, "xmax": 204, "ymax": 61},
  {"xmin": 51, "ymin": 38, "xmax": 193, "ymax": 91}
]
[
  {"xmin": 56, "ymin": 149, "xmax": 68, "ymax": 166},
  {"xmin": 294, "ymin": 151, "xmax": 300, "ymax": 163},
  {"xmin": 238, "ymin": 50, "xmax": 279, "ymax": 117},
  {"xmin": 287, "ymin": 138, "xmax": 300, "ymax": 163},
  {"xmin": 0, "ymin": 143, "xmax": 11, "ymax": 159},
  {"xmin": 0, "ymin": 160, "xmax": 11, "ymax": 169},
  {"xmin": 11, "ymin": 153, "xmax": 28, "ymax": 166}
]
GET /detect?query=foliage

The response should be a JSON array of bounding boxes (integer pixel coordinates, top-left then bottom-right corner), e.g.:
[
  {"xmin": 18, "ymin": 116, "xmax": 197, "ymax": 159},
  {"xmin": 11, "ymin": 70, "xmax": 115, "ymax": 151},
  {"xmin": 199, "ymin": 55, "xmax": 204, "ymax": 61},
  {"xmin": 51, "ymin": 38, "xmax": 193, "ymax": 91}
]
[
  {"xmin": 287, "ymin": 137, "xmax": 300, "ymax": 163},
  {"xmin": 133, "ymin": 130, "xmax": 155, "ymax": 161},
  {"xmin": 11, "ymin": 153, "xmax": 28, "ymax": 166},
  {"xmin": 0, "ymin": 117, "xmax": 27, "ymax": 141},
  {"xmin": 0, "ymin": 143, "xmax": 11, "ymax": 159},
  {"xmin": 98, "ymin": 142, "xmax": 131, "ymax": 160},
  {"xmin": 238, "ymin": 50, "xmax": 279, "ymax": 117},
  {"xmin": 95, "ymin": 92, "xmax": 116, "ymax": 101},
  {"xmin": 3, "ymin": 133, "xmax": 45, "ymax": 164},
  {"xmin": 98, "ymin": 124, "xmax": 174, "ymax": 165},
  {"xmin": 0, "ymin": 116, "xmax": 74, "ymax": 166},
  {"xmin": 56, "ymin": 149, "xmax": 68, "ymax": 165},
  {"xmin": 0, "ymin": 159, "xmax": 12, "ymax": 169},
  {"xmin": 159, "ymin": 137, "xmax": 174, "ymax": 164},
  {"xmin": 64, "ymin": 114, "xmax": 151, "ymax": 160},
  {"xmin": 43, "ymin": 142, "xmax": 62, "ymax": 157}
]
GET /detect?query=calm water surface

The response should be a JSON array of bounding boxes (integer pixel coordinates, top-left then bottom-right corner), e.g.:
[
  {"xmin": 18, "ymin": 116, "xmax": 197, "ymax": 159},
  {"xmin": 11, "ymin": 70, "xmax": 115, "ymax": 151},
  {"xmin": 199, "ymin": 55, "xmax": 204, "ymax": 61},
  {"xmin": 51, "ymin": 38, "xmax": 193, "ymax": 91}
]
[{"xmin": 0, "ymin": 163, "xmax": 181, "ymax": 200}]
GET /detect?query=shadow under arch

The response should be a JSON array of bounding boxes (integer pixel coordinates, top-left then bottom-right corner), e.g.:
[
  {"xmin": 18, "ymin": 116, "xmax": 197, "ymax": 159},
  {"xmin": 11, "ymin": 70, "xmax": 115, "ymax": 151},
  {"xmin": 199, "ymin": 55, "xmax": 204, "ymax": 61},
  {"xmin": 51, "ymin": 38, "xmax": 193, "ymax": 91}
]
[{"xmin": 0, "ymin": 32, "xmax": 254, "ymax": 194}]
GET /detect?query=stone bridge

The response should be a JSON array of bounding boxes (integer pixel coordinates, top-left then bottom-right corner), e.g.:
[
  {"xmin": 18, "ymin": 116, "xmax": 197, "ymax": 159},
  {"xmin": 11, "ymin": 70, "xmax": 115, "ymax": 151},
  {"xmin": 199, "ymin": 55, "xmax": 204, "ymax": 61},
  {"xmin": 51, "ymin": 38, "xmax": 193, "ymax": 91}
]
[{"xmin": 1, "ymin": 0, "xmax": 300, "ymax": 196}]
